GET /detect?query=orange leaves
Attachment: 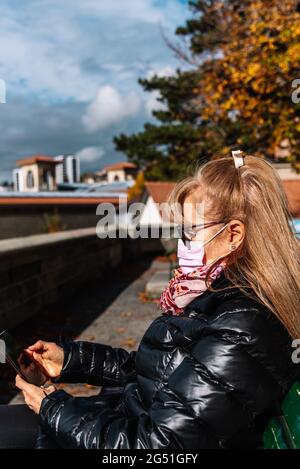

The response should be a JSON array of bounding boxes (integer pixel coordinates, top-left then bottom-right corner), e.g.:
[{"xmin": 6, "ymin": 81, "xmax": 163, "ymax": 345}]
[
  {"xmin": 186, "ymin": 0, "xmax": 300, "ymax": 160},
  {"xmin": 122, "ymin": 338, "xmax": 136, "ymax": 349},
  {"xmin": 246, "ymin": 63, "xmax": 261, "ymax": 80},
  {"xmin": 287, "ymin": 43, "xmax": 300, "ymax": 63}
]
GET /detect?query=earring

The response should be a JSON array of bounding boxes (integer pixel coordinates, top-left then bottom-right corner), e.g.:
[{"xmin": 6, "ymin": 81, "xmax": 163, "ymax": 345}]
[{"xmin": 229, "ymin": 244, "xmax": 236, "ymax": 251}]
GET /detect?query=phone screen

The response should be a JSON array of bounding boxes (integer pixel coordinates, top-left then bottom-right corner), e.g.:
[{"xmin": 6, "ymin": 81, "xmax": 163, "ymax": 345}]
[{"xmin": 0, "ymin": 331, "xmax": 48, "ymax": 387}]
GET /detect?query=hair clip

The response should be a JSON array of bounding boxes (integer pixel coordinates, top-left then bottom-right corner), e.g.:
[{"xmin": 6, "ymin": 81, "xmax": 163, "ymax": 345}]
[{"xmin": 231, "ymin": 150, "xmax": 244, "ymax": 169}]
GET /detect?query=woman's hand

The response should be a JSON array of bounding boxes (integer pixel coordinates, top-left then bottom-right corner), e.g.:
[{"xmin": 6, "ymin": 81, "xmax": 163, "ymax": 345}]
[
  {"xmin": 17, "ymin": 352, "xmax": 49, "ymax": 386},
  {"xmin": 15, "ymin": 375, "xmax": 56, "ymax": 414},
  {"xmin": 24, "ymin": 340, "xmax": 64, "ymax": 379}
]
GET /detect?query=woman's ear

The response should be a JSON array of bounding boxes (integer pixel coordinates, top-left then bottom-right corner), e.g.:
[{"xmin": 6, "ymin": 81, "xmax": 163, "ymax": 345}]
[{"xmin": 227, "ymin": 220, "xmax": 245, "ymax": 249}]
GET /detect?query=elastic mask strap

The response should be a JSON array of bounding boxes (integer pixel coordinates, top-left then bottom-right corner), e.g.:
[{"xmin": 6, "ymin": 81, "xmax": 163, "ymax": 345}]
[{"xmin": 202, "ymin": 222, "xmax": 230, "ymax": 247}]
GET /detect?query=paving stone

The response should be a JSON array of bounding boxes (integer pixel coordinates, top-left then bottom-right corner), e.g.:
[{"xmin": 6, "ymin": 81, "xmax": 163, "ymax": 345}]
[{"xmin": 145, "ymin": 271, "xmax": 170, "ymax": 298}]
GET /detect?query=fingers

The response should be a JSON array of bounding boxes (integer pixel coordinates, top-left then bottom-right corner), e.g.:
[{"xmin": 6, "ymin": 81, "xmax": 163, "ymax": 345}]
[
  {"xmin": 27, "ymin": 340, "xmax": 47, "ymax": 352},
  {"xmin": 32, "ymin": 351, "xmax": 44, "ymax": 363},
  {"xmin": 43, "ymin": 385, "xmax": 56, "ymax": 395},
  {"xmin": 15, "ymin": 374, "xmax": 31, "ymax": 392},
  {"xmin": 17, "ymin": 379, "xmax": 45, "ymax": 414},
  {"xmin": 15, "ymin": 374, "xmax": 42, "ymax": 394},
  {"xmin": 27, "ymin": 341, "xmax": 45, "ymax": 352}
]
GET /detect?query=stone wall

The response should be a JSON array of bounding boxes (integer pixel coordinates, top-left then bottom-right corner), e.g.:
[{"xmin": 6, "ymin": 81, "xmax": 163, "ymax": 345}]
[
  {"xmin": 0, "ymin": 227, "xmax": 173, "ymax": 330},
  {"xmin": 0, "ymin": 204, "xmax": 103, "ymax": 240}
]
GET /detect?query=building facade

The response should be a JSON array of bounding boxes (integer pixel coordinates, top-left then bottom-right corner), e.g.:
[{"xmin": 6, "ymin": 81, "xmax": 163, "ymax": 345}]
[
  {"xmin": 96, "ymin": 162, "xmax": 138, "ymax": 183},
  {"xmin": 13, "ymin": 154, "xmax": 81, "ymax": 192},
  {"xmin": 55, "ymin": 155, "xmax": 80, "ymax": 184},
  {"xmin": 13, "ymin": 155, "xmax": 58, "ymax": 192}
]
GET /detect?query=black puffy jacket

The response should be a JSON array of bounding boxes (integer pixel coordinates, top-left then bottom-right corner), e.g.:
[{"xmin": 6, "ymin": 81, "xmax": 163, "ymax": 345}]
[{"xmin": 38, "ymin": 271, "xmax": 300, "ymax": 449}]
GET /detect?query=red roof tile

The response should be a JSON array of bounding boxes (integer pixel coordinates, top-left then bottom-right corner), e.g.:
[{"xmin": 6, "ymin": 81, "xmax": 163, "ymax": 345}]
[
  {"xmin": 144, "ymin": 182, "xmax": 176, "ymax": 222},
  {"xmin": 144, "ymin": 182, "xmax": 175, "ymax": 205},
  {"xmin": 16, "ymin": 155, "xmax": 58, "ymax": 166},
  {"xmin": 103, "ymin": 162, "xmax": 138, "ymax": 171}
]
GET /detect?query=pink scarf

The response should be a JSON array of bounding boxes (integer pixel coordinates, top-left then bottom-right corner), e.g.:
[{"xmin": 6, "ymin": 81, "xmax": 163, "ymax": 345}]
[{"xmin": 159, "ymin": 262, "xmax": 225, "ymax": 316}]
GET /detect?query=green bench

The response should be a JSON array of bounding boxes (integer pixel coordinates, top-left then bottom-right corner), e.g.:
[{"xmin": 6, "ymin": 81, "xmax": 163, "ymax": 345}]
[{"xmin": 263, "ymin": 381, "xmax": 300, "ymax": 449}]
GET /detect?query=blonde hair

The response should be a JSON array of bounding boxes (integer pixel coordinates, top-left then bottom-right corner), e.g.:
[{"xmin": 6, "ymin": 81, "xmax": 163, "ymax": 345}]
[{"xmin": 167, "ymin": 154, "xmax": 300, "ymax": 339}]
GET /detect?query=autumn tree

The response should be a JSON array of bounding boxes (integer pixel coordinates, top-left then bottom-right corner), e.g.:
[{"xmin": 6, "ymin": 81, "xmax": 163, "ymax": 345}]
[
  {"xmin": 114, "ymin": 0, "xmax": 300, "ymax": 179},
  {"xmin": 127, "ymin": 170, "xmax": 145, "ymax": 201}
]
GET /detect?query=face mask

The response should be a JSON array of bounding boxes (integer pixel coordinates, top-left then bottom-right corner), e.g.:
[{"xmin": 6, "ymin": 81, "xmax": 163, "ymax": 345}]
[{"xmin": 177, "ymin": 222, "xmax": 230, "ymax": 274}]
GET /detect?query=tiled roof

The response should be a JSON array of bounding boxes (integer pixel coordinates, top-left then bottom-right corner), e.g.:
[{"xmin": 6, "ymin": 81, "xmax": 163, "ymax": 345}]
[
  {"xmin": 103, "ymin": 162, "xmax": 138, "ymax": 171},
  {"xmin": 144, "ymin": 179, "xmax": 300, "ymax": 219},
  {"xmin": 144, "ymin": 182, "xmax": 175, "ymax": 205},
  {"xmin": 16, "ymin": 155, "xmax": 58, "ymax": 166},
  {"xmin": 144, "ymin": 182, "xmax": 176, "ymax": 222}
]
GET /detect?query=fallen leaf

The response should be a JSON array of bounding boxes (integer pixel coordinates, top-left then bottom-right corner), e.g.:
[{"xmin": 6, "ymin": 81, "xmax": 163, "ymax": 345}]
[
  {"xmin": 122, "ymin": 338, "xmax": 136, "ymax": 348},
  {"xmin": 120, "ymin": 311, "xmax": 132, "ymax": 317},
  {"xmin": 139, "ymin": 292, "xmax": 160, "ymax": 304}
]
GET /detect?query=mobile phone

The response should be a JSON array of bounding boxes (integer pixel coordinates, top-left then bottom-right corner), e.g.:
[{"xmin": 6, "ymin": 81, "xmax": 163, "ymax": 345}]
[{"xmin": 0, "ymin": 330, "xmax": 48, "ymax": 387}]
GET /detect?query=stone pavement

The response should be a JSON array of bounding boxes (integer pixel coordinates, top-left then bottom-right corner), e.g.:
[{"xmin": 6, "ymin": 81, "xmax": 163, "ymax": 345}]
[
  {"xmin": 5, "ymin": 254, "xmax": 168, "ymax": 404},
  {"xmin": 146, "ymin": 270, "xmax": 170, "ymax": 298},
  {"xmin": 145, "ymin": 254, "xmax": 178, "ymax": 298}
]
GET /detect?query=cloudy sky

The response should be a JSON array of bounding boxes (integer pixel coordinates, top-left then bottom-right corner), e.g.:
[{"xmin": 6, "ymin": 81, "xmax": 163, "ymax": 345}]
[{"xmin": 0, "ymin": 0, "xmax": 191, "ymax": 182}]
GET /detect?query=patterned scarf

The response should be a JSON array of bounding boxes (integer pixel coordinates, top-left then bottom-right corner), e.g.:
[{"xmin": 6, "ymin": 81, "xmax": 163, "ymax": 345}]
[{"xmin": 159, "ymin": 261, "xmax": 225, "ymax": 316}]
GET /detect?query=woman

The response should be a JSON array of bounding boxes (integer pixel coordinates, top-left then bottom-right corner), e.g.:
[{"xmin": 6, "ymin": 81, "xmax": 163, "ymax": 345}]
[{"xmin": 11, "ymin": 153, "xmax": 300, "ymax": 448}]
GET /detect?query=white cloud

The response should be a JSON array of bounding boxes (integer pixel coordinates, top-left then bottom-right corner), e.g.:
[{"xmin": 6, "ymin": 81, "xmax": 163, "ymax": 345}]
[
  {"xmin": 82, "ymin": 85, "xmax": 141, "ymax": 132},
  {"xmin": 80, "ymin": 0, "xmax": 163, "ymax": 23},
  {"xmin": 145, "ymin": 65, "xmax": 176, "ymax": 80},
  {"xmin": 62, "ymin": 0, "xmax": 186, "ymax": 26},
  {"xmin": 144, "ymin": 65, "xmax": 175, "ymax": 116},
  {"xmin": 0, "ymin": 0, "xmax": 191, "ymax": 179},
  {"xmin": 145, "ymin": 91, "xmax": 167, "ymax": 117},
  {"xmin": 0, "ymin": 0, "xmax": 189, "ymax": 103},
  {"xmin": 75, "ymin": 146, "xmax": 105, "ymax": 163}
]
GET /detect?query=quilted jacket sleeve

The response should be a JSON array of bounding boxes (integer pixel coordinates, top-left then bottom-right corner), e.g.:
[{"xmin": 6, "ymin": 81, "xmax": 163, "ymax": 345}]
[
  {"xmin": 39, "ymin": 331, "xmax": 284, "ymax": 449},
  {"xmin": 52, "ymin": 341, "xmax": 137, "ymax": 387}
]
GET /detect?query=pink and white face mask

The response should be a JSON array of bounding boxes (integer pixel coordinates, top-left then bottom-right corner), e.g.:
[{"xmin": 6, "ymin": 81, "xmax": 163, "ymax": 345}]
[{"xmin": 177, "ymin": 222, "xmax": 230, "ymax": 274}]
